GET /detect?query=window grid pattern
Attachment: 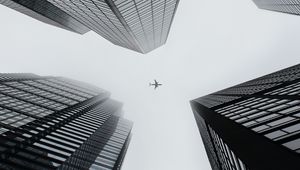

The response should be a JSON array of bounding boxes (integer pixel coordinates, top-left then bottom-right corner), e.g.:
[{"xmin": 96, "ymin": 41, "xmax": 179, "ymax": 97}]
[
  {"xmin": 0, "ymin": 84, "xmax": 67, "ymax": 111},
  {"xmin": 55, "ymin": 77, "xmax": 104, "ymax": 95},
  {"xmin": 46, "ymin": 0, "xmax": 141, "ymax": 52},
  {"xmin": 194, "ymin": 111, "xmax": 221, "ymax": 170},
  {"xmin": 197, "ymin": 64, "xmax": 300, "ymax": 108},
  {"xmin": 208, "ymin": 126, "xmax": 248, "ymax": 170},
  {"xmin": 3, "ymin": 81, "xmax": 78, "ymax": 106},
  {"xmin": 114, "ymin": 0, "xmax": 179, "ymax": 53},
  {"xmin": 0, "ymin": 0, "xmax": 90, "ymax": 34},
  {"xmin": 32, "ymin": 100, "xmax": 113, "ymax": 168},
  {"xmin": 235, "ymin": 64, "xmax": 300, "ymax": 88},
  {"xmin": 265, "ymin": 81, "xmax": 300, "ymax": 95},
  {"xmin": 22, "ymin": 80, "xmax": 87, "ymax": 102},
  {"xmin": 0, "ymin": 73, "xmax": 40, "ymax": 81},
  {"xmin": 214, "ymin": 93, "xmax": 300, "ymax": 152},
  {"xmin": 216, "ymin": 97, "xmax": 300, "ymax": 144},
  {"xmin": 88, "ymin": 116, "xmax": 132, "ymax": 170},
  {"xmin": 37, "ymin": 79, "xmax": 93, "ymax": 99},
  {"xmin": 47, "ymin": 78, "xmax": 100, "ymax": 97},
  {"xmin": 0, "ymin": 106, "xmax": 36, "ymax": 128},
  {"xmin": 253, "ymin": 0, "xmax": 300, "ymax": 16},
  {"xmin": 0, "ymin": 93, "xmax": 54, "ymax": 118},
  {"xmin": 214, "ymin": 83, "xmax": 280, "ymax": 96},
  {"xmin": 0, "ymin": 98, "xmax": 99, "ymax": 169},
  {"xmin": 1, "ymin": 0, "xmax": 179, "ymax": 53},
  {"xmin": 0, "ymin": 74, "xmax": 132, "ymax": 170},
  {"xmin": 196, "ymin": 64, "xmax": 300, "ymax": 156},
  {"xmin": 196, "ymin": 95, "xmax": 241, "ymax": 108}
]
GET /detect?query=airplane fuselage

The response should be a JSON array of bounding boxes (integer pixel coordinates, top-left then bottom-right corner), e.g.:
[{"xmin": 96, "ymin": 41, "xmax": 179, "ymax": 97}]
[
  {"xmin": 149, "ymin": 82, "xmax": 162, "ymax": 89},
  {"xmin": 149, "ymin": 80, "xmax": 162, "ymax": 89}
]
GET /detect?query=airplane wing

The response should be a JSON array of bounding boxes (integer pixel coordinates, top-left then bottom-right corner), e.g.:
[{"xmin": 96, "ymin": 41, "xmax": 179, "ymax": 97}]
[{"xmin": 154, "ymin": 79, "xmax": 158, "ymax": 84}]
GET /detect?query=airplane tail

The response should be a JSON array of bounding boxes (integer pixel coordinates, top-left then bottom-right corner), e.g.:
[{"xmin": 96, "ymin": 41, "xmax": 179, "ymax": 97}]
[{"xmin": 149, "ymin": 83, "xmax": 151, "ymax": 86}]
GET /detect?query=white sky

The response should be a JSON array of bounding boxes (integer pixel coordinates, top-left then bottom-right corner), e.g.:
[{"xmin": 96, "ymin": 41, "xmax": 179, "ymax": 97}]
[{"xmin": 0, "ymin": 0, "xmax": 300, "ymax": 169}]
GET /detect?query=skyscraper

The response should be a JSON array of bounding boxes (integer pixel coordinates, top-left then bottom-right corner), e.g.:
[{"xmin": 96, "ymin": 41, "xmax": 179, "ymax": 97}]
[
  {"xmin": 0, "ymin": 0, "xmax": 180, "ymax": 53},
  {"xmin": 0, "ymin": 0, "xmax": 90, "ymax": 34},
  {"xmin": 190, "ymin": 64, "xmax": 300, "ymax": 170},
  {"xmin": 252, "ymin": 0, "xmax": 300, "ymax": 16},
  {"xmin": 0, "ymin": 73, "xmax": 133, "ymax": 170}
]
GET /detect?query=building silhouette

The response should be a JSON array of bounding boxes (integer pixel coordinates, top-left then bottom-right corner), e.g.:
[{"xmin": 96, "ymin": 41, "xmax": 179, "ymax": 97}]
[
  {"xmin": 252, "ymin": 0, "xmax": 300, "ymax": 16},
  {"xmin": 0, "ymin": 73, "xmax": 132, "ymax": 170},
  {"xmin": 191, "ymin": 64, "xmax": 300, "ymax": 170},
  {"xmin": 0, "ymin": 0, "xmax": 180, "ymax": 53}
]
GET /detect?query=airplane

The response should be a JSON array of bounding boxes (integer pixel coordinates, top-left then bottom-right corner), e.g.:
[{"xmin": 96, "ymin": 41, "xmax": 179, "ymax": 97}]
[{"xmin": 149, "ymin": 79, "xmax": 162, "ymax": 89}]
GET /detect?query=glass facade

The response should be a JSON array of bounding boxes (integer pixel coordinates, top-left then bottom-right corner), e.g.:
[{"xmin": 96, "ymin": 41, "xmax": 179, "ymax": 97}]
[
  {"xmin": 252, "ymin": 0, "xmax": 300, "ymax": 16},
  {"xmin": 0, "ymin": 73, "xmax": 133, "ymax": 170},
  {"xmin": 0, "ymin": 0, "xmax": 90, "ymax": 34},
  {"xmin": 0, "ymin": 0, "xmax": 180, "ymax": 53},
  {"xmin": 113, "ymin": 0, "xmax": 180, "ymax": 53},
  {"xmin": 191, "ymin": 64, "xmax": 300, "ymax": 170}
]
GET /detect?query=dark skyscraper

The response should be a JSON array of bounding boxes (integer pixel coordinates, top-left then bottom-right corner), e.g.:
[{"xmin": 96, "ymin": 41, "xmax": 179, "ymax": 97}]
[
  {"xmin": 0, "ymin": 73, "xmax": 132, "ymax": 170},
  {"xmin": 191, "ymin": 64, "xmax": 300, "ymax": 170},
  {"xmin": 252, "ymin": 0, "xmax": 300, "ymax": 16},
  {"xmin": 0, "ymin": 0, "xmax": 180, "ymax": 53}
]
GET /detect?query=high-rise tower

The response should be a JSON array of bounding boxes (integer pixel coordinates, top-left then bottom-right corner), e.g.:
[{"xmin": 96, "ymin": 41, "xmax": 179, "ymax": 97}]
[
  {"xmin": 191, "ymin": 64, "xmax": 300, "ymax": 170},
  {"xmin": 252, "ymin": 0, "xmax": 300, "ymax": 16},
  {"xmin": 0, "ymin": 0, "xmax": 180, "ymax": 53},
  {"xmin": 0, "ymin": 73, "xmax": 132, "ymax": 170}
]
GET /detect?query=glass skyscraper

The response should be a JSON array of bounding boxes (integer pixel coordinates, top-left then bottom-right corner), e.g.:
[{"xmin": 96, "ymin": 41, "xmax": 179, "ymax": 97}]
[
  {"xmin": 252, "ymin": 0, "xmax": 300, "ymax": 16},
  {"xmin": 0, "ymin": 0, "xmax": 90, "ymax": 34},
  {"xmin": 0, "ymin": 0, "xmax": 180, "ymax": 53},
  {"xmin": 0, "ymin": 73, "xmax": 132, "ymax": 170},
  {"xmin": 191, "ymin": 64, "xmax": 300, "ymax": 170}
]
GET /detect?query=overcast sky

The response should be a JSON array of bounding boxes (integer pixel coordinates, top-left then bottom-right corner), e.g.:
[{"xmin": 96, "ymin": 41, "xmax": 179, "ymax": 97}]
[{"xmin": 0, "ymin": 0, "xmax": 300, "ymax": 169}]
